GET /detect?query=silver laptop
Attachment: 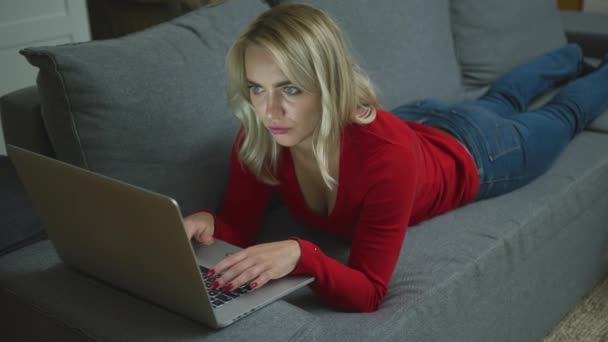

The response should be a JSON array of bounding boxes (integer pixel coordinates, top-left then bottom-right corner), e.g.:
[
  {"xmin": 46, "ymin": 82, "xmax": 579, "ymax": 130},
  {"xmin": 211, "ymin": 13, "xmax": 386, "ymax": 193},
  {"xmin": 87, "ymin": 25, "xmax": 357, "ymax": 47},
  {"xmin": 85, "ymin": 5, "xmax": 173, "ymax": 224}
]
[{"xmin": 7, "ymin": 144, "xmax": 314, "ymax": 328}]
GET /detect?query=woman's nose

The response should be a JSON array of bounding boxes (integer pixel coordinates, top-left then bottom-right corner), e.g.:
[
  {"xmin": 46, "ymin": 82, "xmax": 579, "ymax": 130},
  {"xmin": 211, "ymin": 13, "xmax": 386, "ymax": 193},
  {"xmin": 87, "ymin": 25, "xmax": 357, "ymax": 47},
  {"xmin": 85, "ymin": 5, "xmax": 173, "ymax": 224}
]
[{"xmin": 265, "ymin": 92, "xmax": 283, "ymax": 119}]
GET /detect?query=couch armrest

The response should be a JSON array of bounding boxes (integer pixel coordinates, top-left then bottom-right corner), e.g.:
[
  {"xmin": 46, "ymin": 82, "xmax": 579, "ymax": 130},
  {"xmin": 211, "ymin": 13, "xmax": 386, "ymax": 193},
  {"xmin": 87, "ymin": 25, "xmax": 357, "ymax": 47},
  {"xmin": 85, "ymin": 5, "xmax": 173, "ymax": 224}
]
[
  {"xmin": 0, "ymin": 156, "xmax": 46, "ymax": 257},
  {"xmin": 0, "ymin": 86, "xmax": 54, "ymax": 157},
  {"xmin": 560, "ymin": 10, "xmax": 608, "ymax": 59}
]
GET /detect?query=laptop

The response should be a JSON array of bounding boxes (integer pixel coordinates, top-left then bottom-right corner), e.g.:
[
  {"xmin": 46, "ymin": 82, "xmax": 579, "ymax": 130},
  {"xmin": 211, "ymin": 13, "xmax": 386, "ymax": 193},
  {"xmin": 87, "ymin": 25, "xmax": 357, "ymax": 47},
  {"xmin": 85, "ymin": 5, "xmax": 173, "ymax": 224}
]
[{"xmin": 7, "ymin": 144, "xmax": 314, "ymax": 328}]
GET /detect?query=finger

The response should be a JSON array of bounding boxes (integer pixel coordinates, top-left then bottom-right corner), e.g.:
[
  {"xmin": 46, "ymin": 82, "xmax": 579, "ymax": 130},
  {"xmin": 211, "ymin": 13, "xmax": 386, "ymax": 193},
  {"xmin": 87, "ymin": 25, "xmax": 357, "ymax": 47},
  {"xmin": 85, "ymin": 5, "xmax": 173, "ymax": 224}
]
[
  {"xmin": 184, "ymin": 223, "xmax": 196, "ymax": 240},
  {"xmin": 247, "ymin": 270, "xmax": 273, "ymax": 291},
  {"xmin": 213, "ymin": 249, "xmax": 249, "ymax": 274},
  {"xmin": 216, "ymin": 258, "xmax": 257, "ymax": 286},
  {"xmin": 197, "ymin": 233, "xmax": 215, "ymax": 245},
  {"xmin": 211, "ymin": 253, "xmax": 253, "ymax": 288},
  {"xmin": 221, "ymin": 264, "xmax": 266, "ymax": 292}
]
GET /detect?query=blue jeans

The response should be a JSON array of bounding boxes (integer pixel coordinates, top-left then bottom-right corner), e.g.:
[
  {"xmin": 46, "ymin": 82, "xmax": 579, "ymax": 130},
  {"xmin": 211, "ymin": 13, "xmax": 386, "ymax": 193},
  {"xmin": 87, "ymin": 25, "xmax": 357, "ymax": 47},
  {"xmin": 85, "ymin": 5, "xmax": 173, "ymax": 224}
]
[{"xmin": 391, "ymin": 43, "xmax": 608, "ymax": 200}]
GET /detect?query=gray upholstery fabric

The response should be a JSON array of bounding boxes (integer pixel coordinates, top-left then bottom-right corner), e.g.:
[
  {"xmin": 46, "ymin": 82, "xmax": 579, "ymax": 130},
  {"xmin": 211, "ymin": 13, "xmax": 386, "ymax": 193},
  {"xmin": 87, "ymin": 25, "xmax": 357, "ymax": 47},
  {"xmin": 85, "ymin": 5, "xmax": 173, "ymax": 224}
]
[
  {"xmin": 561, "ymin": 11, "xmax": 608, "ymax": 59},
  {"xmin": 19, "ymin": 0, "xmax": 268, "ymax": 215},
  {"xmin": 0, "ymin": 157, "xmax": 45, "ymax": 256},
  {"xmin": 0, "ymin": 86, "xmax": 54, "ymax": 157},
  {"xmin": 560, "ymin": 11, "xmax": 608, "ymax": 132},
  {"xmin": 0, "ymin": 240, "xmax": 320, "ymax": 341},
  {"xmin": 589, "ymin": 110, "xmax": 608, "ymax": 133},
  {"xmin": 3, "ymin": 131, "xmax": 608, "ymax": 341},
  {"xmin": 451, "ymin": 0, "xmax": 567, "ymax": 89},
  {"xmin": 4, "ymin": 1, "xmax": 608, "ymax": 341},
  {"xmin": 259, "ymin": 131, "xmax": 608, "ymax": 341},
  {"xmin": 277, "ymin": 0, "xmax": 465, "ymax": 109}
]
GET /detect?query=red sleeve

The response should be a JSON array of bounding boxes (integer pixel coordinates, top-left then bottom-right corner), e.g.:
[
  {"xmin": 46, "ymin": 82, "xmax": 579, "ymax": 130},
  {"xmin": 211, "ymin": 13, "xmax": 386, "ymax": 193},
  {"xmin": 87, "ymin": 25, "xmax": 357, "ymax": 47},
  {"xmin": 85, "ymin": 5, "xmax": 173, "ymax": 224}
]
[
  {"xmin": 290, "ymin": 145, "xmax": 418, "ymax": 312},
  {"xmin": 197, "ymin": 130, "xmax": 271, "ymax": 248}
]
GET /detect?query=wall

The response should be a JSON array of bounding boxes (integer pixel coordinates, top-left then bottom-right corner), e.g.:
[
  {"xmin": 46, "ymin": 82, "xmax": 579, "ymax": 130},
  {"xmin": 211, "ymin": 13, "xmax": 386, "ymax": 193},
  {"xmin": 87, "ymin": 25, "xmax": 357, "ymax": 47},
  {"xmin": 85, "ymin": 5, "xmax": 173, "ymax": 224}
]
[
  {"xmin": 0, "ymin": 0, "xmax": 91, "ymax": 156},
  {"xmin": 584, "ymin": 0, "xmax": 608, "ymax": 14}
]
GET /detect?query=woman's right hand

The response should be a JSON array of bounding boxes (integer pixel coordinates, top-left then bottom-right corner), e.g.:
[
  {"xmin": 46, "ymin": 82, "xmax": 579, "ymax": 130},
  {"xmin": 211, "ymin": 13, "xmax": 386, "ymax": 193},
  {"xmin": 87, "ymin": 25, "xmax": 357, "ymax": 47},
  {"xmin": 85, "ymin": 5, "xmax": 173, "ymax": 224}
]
[{"xmin": 183, "ymin": 211, "xmax": 216, "ymax": 245}]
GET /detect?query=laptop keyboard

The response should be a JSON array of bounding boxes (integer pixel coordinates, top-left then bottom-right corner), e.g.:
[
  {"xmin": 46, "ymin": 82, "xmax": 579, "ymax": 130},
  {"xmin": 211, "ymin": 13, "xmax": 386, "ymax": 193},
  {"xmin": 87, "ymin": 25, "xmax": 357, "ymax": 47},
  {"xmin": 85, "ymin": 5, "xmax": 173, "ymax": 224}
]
[{"xmin": 199, "ymin": 266, "xmax": 253, "ymax": 309}]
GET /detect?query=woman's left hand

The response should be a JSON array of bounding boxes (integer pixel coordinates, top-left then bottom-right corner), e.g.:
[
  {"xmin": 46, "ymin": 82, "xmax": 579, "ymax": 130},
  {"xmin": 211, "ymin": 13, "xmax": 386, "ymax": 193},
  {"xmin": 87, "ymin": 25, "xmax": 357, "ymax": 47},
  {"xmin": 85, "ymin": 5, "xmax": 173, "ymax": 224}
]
[{"xmin": 208, "ymin": 240, "xmax": 301, "ymax": 292}]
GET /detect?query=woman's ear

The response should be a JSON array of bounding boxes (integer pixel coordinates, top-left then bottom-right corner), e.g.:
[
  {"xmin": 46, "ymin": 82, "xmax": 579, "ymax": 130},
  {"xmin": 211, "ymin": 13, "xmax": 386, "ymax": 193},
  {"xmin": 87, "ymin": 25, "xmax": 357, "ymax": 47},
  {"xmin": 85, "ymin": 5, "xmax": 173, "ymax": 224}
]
[{"xmin": 354, "ymin": 105, "xmax": 375, "ymax": 124}]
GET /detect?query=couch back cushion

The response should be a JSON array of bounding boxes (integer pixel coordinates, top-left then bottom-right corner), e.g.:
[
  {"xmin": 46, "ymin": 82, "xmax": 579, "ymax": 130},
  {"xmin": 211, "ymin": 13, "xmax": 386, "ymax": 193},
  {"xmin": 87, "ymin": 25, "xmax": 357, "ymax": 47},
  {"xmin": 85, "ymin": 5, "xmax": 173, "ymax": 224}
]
[
  {"xmin": 276, "ymin": 0, "xmax": 465, "ymax": 110},
  {"xmin": 451, "ymin": 0, "xmax": 567, "ymax": 90},
  {"xmin": 21, "ymin": 0, "xmax": 269, "ymax": 215}
]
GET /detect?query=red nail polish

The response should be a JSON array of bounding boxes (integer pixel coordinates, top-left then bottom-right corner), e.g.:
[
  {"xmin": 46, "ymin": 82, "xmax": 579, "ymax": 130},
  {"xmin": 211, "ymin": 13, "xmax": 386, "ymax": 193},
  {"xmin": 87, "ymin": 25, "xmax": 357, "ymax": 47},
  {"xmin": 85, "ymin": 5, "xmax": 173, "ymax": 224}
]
[
  {"xmin": 251, "ymin": 282, "xmax": 258, "ymax": 289},
  {"xmin": 223, "ymin": 284, "xmax": 233, "ymax": 292},
  {"xmin": 210, "ymin": 281, "xmax": 220, "ymax": 290},
  {"xmin": 207, "ymin": 269, "xmax": 215, "ymax": 277}
]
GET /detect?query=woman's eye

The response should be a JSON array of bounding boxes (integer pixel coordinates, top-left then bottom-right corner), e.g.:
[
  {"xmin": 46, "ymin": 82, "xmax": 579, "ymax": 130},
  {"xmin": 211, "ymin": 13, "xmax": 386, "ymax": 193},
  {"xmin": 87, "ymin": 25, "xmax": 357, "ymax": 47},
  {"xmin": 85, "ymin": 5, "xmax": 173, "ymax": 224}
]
[
  {"xmin": 248, "ymin": 85, "xmax": 263, "ymax": 95},
  {"xmin": 283, "ymin": 86, "xmax": 301, "ymax": 96}
]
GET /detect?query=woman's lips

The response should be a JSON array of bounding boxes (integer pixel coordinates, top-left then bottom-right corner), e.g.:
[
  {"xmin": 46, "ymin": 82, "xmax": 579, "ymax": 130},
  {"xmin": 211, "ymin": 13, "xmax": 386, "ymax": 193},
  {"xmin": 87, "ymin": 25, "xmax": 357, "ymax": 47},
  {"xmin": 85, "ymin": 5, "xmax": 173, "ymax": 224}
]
[{"xmin": 269, "ymin": 127, "xmax": 290, "ymax": 134}]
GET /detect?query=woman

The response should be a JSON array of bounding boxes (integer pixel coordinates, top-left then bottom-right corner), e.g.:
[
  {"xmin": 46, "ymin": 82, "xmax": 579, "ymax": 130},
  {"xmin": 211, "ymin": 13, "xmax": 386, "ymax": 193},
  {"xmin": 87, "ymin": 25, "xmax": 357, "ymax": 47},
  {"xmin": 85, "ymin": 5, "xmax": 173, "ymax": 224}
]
[{"xmin": 184, "ymin": 3, "xmax": 608, "ymax": 312}]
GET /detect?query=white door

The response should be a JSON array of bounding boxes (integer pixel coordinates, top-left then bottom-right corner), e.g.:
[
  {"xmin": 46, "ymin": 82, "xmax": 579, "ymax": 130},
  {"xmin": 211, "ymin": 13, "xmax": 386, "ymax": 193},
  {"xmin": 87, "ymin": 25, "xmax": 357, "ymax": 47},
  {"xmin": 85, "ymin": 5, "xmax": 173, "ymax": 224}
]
[{"xmin": 0, "ymin": 0, "xmax": 91, "ymax": 155}]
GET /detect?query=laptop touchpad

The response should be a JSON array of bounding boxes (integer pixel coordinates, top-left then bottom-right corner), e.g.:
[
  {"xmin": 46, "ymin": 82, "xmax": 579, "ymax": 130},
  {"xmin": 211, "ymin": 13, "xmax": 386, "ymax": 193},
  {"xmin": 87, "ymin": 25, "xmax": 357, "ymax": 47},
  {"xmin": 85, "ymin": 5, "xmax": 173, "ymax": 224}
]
[{"xmin": 192, "ymin": 240, "xmax": 243, "ymax": 268}]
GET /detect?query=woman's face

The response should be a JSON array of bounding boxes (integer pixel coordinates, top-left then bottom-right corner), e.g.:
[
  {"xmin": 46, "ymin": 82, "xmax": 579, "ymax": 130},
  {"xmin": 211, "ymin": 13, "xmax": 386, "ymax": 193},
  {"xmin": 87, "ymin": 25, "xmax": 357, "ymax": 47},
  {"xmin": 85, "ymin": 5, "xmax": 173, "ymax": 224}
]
[{"xmin": 244, "ymin": 45, "xmax": 322, "ymax": 153}]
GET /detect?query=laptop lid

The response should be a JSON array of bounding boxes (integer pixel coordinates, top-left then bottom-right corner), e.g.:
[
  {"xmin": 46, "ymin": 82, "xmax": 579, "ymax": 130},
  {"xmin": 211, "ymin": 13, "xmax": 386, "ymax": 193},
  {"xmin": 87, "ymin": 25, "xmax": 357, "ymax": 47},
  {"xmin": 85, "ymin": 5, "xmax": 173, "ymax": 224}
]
[{"xmin": 7, "ymin": 145, "xmax": 314, "ymax": 328}]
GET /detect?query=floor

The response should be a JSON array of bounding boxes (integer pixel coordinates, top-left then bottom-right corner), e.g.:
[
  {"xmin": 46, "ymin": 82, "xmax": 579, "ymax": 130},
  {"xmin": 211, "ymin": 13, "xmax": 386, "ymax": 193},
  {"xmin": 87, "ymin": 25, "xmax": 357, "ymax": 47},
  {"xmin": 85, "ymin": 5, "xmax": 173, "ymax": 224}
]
[{"xmin": 542, "ymin": 276, "xmax": 608, "ymax": 341}]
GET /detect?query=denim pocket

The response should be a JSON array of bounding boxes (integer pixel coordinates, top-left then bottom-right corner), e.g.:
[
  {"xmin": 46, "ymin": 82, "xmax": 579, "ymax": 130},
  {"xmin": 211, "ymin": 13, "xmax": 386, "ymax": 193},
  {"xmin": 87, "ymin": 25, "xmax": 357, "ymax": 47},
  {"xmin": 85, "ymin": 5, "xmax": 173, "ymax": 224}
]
[{"xmin": 449, "ymin": 104, "xmax": 521, "ymax": 162}]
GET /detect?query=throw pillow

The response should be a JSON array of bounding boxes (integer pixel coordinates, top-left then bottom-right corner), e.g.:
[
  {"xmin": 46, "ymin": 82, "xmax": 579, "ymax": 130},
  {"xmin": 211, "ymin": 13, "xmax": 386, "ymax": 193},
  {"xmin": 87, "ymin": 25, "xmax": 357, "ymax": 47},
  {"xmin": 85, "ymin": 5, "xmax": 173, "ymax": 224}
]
[
  {"xmin": 21, "ymin": 0, "xmax": 269, "ymax": 215},
  {"xmin": 451, "ymin": 0, "xmax": 567, "ymax": 89}
]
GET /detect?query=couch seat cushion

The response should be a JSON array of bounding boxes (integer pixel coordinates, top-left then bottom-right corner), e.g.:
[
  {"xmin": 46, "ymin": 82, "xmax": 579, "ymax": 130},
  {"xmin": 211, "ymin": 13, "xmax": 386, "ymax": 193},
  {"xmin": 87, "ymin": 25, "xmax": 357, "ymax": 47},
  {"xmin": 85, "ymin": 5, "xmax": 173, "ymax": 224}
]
[
  {"xmin": 0, "ymin": 240, "xmax": 320, "ymax": 341},
  {"xmin": 589, "ymin": 111, "xmax": 608, "ymax": 133},
  {"xmin": 2, "ymin": 133, "xmax": 608, "ymax": 341},
  {"xmin": 257, "ymin": 131, "xmax": 608, "ymax": 340}
]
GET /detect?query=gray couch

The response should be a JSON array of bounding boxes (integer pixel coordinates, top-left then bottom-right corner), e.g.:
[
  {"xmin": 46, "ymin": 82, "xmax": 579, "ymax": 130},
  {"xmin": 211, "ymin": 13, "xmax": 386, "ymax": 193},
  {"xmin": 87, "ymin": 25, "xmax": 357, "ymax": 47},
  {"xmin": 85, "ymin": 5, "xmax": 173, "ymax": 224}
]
[{"xmin": 2, "ymin": 0, "xmax": 608, "ymax": 341}]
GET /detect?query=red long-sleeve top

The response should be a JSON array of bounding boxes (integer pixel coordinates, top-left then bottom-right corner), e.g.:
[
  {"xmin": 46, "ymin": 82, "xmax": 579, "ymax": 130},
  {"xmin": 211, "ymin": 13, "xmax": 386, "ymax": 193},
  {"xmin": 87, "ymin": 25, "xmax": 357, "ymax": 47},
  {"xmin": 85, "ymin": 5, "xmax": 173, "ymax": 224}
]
[{"xmin": 203, "ymin": 109, "xmax": 478, "ymax": 312}]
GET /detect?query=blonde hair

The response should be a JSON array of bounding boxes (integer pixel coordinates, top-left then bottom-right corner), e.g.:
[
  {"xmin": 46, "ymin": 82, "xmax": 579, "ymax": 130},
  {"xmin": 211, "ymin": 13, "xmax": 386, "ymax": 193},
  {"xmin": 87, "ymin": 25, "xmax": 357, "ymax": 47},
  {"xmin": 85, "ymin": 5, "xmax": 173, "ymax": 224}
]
[{"xmin": 226, "ymin": 3, "xmax": 378, "ymax": 189}]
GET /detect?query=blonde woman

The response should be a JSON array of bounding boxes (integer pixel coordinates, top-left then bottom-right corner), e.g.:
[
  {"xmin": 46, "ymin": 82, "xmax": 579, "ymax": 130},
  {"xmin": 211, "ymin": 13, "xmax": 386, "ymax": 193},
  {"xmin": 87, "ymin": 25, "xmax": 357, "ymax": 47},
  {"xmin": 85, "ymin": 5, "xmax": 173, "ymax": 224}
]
[{"xmin": 184, "ymin": 3, "xmax": 608, "ymax": 312}]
